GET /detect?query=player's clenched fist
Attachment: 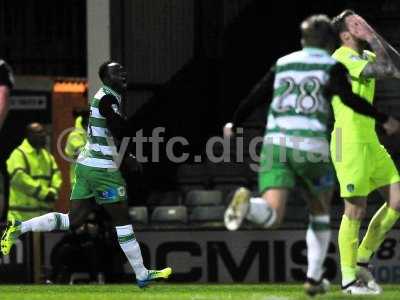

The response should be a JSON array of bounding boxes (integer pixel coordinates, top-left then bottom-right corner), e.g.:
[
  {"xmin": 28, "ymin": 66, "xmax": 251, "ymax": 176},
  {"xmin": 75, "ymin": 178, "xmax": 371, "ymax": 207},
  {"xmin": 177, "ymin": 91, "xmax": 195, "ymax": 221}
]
[
  {"xmin": 223, "ymin": 122, "xmax": 234, "ymax": 138},
  {"xmin": 383, "ymin": 116, "xmax": 400, "ymax": 136}
]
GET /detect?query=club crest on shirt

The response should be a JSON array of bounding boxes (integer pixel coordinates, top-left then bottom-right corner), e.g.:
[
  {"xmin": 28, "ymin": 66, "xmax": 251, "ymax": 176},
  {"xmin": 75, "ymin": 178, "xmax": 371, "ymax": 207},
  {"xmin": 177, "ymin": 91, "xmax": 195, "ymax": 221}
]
[
  {"xmin": 118, "ymin": 186, "xmax": 126, "ymax": 197},
  {"xmin": 347, "ymin": 184, "xmax": 355, "ymax": 193}
]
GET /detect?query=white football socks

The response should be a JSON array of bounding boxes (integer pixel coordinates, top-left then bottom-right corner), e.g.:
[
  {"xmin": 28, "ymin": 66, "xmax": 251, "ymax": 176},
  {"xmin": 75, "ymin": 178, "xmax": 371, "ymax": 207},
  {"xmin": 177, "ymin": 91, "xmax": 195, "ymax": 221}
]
[
  {"xmin": 21, "ymin": 213, "xmax": 70, "ymax": 234},
  {"xmin": 116, "ymin": 224, "xmax": 148, "ymax": 280},
  {"xmin": 246, "ymin": 197, "xmax": 277, "ymax": 228},
  {"xmin": 306, "ymin": 214, "xmax": 331, "ymax": 281}
]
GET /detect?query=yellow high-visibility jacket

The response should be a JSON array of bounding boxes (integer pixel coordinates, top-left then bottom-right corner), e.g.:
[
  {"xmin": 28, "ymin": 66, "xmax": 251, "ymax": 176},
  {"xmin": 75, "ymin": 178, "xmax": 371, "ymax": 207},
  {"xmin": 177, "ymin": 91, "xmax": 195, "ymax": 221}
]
[
  {"xmin": 65, "ymin": 116, "xmax": 87, "ymax": 184},
  {"xmin": 7, "ymin": 139, "xmax": 62, "ymax": 221}
]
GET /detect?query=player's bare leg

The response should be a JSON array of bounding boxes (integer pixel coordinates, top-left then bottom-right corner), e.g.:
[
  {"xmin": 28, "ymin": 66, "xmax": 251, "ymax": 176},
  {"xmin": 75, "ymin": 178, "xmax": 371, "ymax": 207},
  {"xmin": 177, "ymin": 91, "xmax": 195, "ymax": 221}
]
[
  {"xmin": 356, "ymin": 183, "xmax": 400, "ymax": 293},
  {"xmin": 1, "ymin": 199, "xmax": 96, "ymax": 256},
  {"xmin": 103, "ymin": 201, "xmax": 172, "ymax": 288},
  {"xmin": 256, "ymin": 188, "xmax": 288, "ymax": 227}
]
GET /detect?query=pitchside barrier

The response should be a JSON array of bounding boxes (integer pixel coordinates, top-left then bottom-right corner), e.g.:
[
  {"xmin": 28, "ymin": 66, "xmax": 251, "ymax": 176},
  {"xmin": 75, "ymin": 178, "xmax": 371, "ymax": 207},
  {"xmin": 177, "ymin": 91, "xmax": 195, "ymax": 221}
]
[{"xmin": 1, "ymin": 229, "xmax": 400, "ymax": 284}]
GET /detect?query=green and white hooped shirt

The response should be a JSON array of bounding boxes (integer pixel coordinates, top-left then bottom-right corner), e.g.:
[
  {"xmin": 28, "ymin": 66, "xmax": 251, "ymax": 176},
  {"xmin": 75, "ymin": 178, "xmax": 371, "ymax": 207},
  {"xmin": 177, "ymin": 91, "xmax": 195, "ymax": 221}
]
[
  {"xmin": 265, "ymin": 48, "xmax": 337, "ymax": 156},
  {"xmin": 78, "ymin": 86, "xmax": 122, "ymax": 169}
]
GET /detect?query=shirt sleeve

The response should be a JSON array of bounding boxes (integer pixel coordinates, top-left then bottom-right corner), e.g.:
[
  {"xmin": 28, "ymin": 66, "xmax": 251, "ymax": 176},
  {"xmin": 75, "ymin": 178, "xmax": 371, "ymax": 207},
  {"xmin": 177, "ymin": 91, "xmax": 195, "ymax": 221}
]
[
  {"xmin": 98, "ymin": 94, "xmax": 130, "ymax": 140},
  {"xmin": 232, "ymin": 66, "xmax": 275, "ymax": 129},
  {"xmin": 324, "ymin": 63, "xmax": 388, "ymax": 123},
  {"xmin": 0, "ymin": 60, "xmax": 15, "ymax": 89}
]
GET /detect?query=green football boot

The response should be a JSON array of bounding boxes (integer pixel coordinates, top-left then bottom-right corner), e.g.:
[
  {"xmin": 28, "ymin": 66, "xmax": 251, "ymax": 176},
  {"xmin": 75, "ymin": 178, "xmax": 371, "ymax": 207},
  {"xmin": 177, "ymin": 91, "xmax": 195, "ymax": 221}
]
[{"xmin": 137, "ymin": 267, "xmax": 172, "ymax": 288}]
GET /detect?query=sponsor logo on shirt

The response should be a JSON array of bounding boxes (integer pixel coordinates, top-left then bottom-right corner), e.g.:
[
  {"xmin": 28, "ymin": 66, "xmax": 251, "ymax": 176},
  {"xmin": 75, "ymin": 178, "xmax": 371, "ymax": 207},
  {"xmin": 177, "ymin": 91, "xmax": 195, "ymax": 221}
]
[{"xmin": 100, "ymin": 188, "xmax": 118, "ymax": 200}]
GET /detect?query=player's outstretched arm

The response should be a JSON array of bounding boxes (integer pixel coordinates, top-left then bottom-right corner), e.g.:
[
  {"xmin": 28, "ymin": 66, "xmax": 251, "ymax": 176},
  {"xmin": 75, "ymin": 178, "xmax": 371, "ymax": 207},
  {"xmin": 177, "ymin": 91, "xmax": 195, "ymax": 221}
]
[
  {"xmin": 347, "ymin": 15, "xmax": 400, "ymax": 79},
  {"xmin": 326, "ymin": 62, "xmax": 400, "ymax": 134},
  {"xmin": 363, "ymin": 36, "xmax": 400, "ymax": 79},
  {"xmin": 229, "ymin": 66, "xmax": 275, "ymax": 131},
  {"xmin": 98, "ymin": 94, "xmax": 130, "ymax": 140},
  {"xmin": 325, "ymin": 63, "xmax": 388, "ymax": 123},
  {"xmin": 375, "ymin": 32, "xmax": 400, "ymax": 77},
  {"xmin": 98, "ymin": 95, "xmax": 142, "ymax": 172}
]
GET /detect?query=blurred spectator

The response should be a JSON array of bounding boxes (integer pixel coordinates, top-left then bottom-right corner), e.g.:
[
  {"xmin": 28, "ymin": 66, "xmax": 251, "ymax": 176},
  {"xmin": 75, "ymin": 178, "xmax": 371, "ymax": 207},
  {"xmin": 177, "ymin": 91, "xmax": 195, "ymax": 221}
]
[
  {"xmin": 0, "ymin": 59, "xmax": 15, "ymax": 221},
  {"xmin": 65, "ymin": 108, "xmax": 89, "ymax": 185},
  {"xmin": 7, "ymin": 123, "xmax": 62, "ymax": 221}
]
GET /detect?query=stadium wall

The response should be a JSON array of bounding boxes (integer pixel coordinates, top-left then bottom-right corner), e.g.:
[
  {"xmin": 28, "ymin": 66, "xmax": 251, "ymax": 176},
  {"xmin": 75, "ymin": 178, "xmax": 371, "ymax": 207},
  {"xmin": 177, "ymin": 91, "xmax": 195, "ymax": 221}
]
[{"xmin": 2, "ymin": 230, "xmax": 400, "ymax": 284}]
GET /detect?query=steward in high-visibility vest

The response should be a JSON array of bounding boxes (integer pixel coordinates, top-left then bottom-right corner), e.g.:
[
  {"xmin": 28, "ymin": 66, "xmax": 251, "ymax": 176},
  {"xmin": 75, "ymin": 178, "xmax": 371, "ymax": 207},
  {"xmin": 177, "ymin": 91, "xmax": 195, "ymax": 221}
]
[
  {"xmin": 65, "ymin": 111, "xmax": 88, "ymax": 185},
  {"xmin": 7, "ymin": 123, "xmax": 62, "ymax": 221}
]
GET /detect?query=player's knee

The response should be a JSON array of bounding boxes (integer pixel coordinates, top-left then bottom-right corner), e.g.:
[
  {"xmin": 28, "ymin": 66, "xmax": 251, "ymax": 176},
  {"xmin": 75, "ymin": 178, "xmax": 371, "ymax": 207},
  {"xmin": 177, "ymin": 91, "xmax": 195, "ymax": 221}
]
[
  {"xmin": 68, "ymin": 212, "xmax": 84, "ymax": 230},
  {"xmin": 108, "ymin": 208, "xmax": 130, "ymax": 226},
  {"xmin": 112, "ymin": 216, "xmax": 130, "ymax": 227},
  {"xmin": 388, "ymin": 199, "xmax": 400, "ymax": 213},
  {"xmin": 103, "ymin": 202, "xmax": 131, "ymax": 226},
  {"xmin": 309, "ymin": 200, "xmax": 329, "ymax": 215},
  {"xmin": 344, "ymin": 197, "xmax": 367, "ymax": 220},
  {"xmin": 354, "ymin": 208, "xmax": 366, "ymax": 220},
  {"xmin": 310, "ymin": 207, "xmax": 324, "ymax": 216},
  {"xmin": 344, "ymin": 206, "xmax": 366, "ymax": 220},
  {"xmin": 68, "ymin": 217, "xmax": 80, "ymax": 231}
]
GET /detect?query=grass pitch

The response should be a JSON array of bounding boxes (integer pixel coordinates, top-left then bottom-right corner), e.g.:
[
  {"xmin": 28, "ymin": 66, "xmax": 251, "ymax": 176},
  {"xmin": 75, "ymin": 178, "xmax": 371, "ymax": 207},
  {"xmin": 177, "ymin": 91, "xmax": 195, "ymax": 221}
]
[{"xmin": 0, "ymin": 284, "xmax": 398, "ymax": 300}]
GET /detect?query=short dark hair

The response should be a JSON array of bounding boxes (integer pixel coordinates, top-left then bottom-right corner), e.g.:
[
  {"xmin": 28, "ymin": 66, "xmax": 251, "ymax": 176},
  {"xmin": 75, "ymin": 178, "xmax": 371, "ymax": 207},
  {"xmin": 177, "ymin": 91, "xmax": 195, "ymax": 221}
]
[
  {"xmin": 98, "ymin": 60, "xmax": 114, "ymax": 82},
  {"xmin": 26, "ymin": 122, "xmax": 44, "ymax": 135},
  {"xmin": 301, "ymin": 14, "xmax": 337, "ymax": 49},
  {"xmin": 332, "ymin": 9, "xmax": 356, "ymax": 34}
]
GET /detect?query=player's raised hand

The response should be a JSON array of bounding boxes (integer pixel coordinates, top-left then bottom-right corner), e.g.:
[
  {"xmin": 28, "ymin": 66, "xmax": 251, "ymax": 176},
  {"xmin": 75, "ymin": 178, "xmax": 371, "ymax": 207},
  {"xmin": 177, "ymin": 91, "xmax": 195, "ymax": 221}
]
[
  {"xmin": 223, "ymin": 122, "xmax": 234, "ymax": 138},
  {"xmin": 346, "ymin": 14, "xmax": 375, "ymax": 42},
  {"xmin": 382, "ymin": 116, "xmax": 400, "ymax": 136}
]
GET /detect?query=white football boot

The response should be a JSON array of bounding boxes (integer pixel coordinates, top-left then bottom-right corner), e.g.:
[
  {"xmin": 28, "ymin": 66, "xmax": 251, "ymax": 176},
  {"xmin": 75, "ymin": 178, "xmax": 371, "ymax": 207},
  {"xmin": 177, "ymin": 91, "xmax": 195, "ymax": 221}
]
[
  {"xmin": 357, "ymin": 263, "xmax": 382, "ymax": 294},
  {"xmin": 342, "ymin": 280, "xmax": 380, "ymax": 295},
  {"xmin": 224, "ymin": 187, "xmax": 251, "ymax": 231},
  {"xmin": 304, "ymin": 278, "xmax": 330, "ymax": 296}
]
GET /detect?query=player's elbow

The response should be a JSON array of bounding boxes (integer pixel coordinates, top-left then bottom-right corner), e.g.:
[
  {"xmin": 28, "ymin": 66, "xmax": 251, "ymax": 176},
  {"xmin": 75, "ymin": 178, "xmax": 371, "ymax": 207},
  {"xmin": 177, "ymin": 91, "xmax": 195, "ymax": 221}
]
[{"xmin": 337, "ymin": 92, "xmax": 355, "ymax": 106}]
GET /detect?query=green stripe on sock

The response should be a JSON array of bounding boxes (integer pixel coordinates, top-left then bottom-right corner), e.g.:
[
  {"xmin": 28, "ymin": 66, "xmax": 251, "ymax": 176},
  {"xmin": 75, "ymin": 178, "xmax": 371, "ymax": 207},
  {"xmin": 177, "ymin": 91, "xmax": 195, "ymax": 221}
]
[
  {"xmin": 54, "ymin": 213, "xmax": 62, "ymax": 230},
  {"xmin": 118, "ymin": 233, "xmax": 136, "ymax": 244},
  {"xmin": 309, "ymin": 221, "xmax": 330, "ymax": 231}
]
